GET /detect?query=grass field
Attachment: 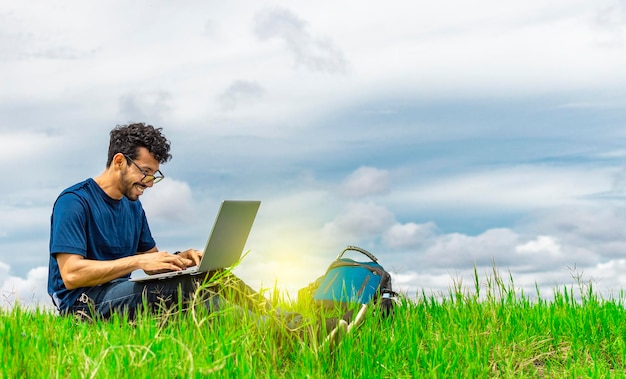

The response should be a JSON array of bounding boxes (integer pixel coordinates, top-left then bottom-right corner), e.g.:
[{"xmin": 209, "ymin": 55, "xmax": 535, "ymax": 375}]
[{"xmin": 3, "ymin": 269, "xmax": 626, "ymax": 378}]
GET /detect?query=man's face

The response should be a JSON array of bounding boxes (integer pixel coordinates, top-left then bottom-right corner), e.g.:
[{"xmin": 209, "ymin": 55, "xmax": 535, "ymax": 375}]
[{"xmin": 120, "ymin": 147, "xmax": 161, "ymax": 201}]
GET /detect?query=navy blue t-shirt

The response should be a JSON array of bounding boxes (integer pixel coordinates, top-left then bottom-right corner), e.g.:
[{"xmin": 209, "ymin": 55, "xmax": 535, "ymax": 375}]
[{"xmin": 47, "ymin": 178, "xmax": 156, "ymax": 310}]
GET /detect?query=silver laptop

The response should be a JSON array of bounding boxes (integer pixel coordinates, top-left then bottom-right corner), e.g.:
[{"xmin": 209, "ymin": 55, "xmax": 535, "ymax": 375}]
[{"xmin": 130, "ymin": 200, "xmax": 260, "ymax": 282}]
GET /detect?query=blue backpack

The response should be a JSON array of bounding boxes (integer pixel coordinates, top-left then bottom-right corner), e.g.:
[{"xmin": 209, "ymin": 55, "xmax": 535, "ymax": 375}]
[{"xmin": 300, "ymin": 246, "xmax": 396, "ymax": 317}]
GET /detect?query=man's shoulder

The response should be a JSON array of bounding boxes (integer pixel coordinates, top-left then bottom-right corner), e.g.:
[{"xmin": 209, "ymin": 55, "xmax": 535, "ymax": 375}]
[
  {"xmin": 54, "ymin": 178, "xmax": 96, "ymax": 208},
  {"xmin": 60, "ymin": 178, "xmax": 95, "ymax": 196}
]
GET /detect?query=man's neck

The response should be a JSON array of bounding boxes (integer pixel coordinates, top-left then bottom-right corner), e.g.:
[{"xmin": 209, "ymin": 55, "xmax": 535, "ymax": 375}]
[{"xmin": 94, "ymin": 170, "xmax": 123, "ymax": 200}]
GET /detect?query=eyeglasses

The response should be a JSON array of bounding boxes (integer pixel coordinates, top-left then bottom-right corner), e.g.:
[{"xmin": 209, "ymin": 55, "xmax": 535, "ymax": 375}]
[{"xmin": 123, "ymin": 154, "xmax": 165, "ymax": 184}]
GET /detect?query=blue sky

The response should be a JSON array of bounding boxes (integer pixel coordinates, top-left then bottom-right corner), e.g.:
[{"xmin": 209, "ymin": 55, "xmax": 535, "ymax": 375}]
[{"xmin": 2, "ymin": 0, "xmax": 626, "ymax": 307}]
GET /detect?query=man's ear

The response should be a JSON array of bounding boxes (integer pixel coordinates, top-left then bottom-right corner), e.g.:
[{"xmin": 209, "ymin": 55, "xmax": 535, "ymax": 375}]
[{"xmin": 112, "ymin": 153, "xmax": 126, "ymax": 168}]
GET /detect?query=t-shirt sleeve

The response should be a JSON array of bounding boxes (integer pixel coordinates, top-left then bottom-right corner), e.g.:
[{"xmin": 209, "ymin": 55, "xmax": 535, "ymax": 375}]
[
  {"xmin": 137, "ymin": 207, "xmax": 156, "ymax": 253},
  {"xmin": 49, "ymin": 193, "xmax": 88, "ymax": 257}
]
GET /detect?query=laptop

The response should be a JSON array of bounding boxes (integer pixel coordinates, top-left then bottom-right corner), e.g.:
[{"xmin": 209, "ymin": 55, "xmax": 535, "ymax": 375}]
[{"xmin": 130, "ymin": 200, "xmax": 260, "ymax": 282}]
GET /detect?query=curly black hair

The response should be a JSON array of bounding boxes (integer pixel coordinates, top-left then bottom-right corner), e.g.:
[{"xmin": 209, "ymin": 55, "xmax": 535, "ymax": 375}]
[{"xmin": 106, "ymin": 123, "xmax": 172, "ymax": 166}]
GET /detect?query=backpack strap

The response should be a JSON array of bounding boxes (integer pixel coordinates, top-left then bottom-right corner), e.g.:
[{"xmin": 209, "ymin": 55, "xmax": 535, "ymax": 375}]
[
  {"xmin": 327, "ymin": 260, "xmax": 388, "ymax": 279},
  {"xmin": 337, "ymin": 245, "xmax": 378, "ymax": 262}
]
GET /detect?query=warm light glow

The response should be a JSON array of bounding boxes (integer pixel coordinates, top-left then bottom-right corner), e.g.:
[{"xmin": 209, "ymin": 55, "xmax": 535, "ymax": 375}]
[{"xmin": 234, "ymin": 222, "xmax": 338, "ymax": 301}]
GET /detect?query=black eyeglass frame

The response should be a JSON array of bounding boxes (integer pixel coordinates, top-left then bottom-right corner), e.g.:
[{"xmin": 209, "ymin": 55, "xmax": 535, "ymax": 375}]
[{"xmin": 123, "ymin": 154, "xmax": 165, "ymax": 184}]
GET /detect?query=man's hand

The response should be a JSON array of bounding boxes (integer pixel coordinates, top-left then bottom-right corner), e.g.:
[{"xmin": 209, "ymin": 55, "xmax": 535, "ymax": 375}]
[
  {"xmin": 175, "ymin": 249, "xmax": 203, "ymax": 267},
  {"xmin": 139, "ymin": 251, "xmax": 196, "ymax": 275},
  {"xmin": 140, "ymin": 249, "xmax": 202, "ymax": 275}
]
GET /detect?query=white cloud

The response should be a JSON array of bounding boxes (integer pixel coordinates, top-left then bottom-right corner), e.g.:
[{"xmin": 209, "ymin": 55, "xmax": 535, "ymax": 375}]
[
  {"xmin": 217, "ymin": 80, "xmax": 265, "ymax": 111},
  {"xmin": 424, "ymin": 228, "xmax": 520, "ymax": 269},
  {"xmin": 339, "ymin": 166, "xmax": 390, "ymax": 198},
  {"xmin": 0, "ymin": 205, "xmax": 50, "ymax": 238},
  {"xmin": 585, "ymin": 259, "xmax": 626, "ymax": 293},
  {"xmin": 380, "ymin": 200, "xmax": 626, "ymax": 300},
  {"xmin": 140, "ymin": 179, "xmax": 195, "ymax": 222},
  {"xmin": 516, "ymin": 235, "xmax": 561, "ymax": 255},
  {"xmin": 321, "ymin": 202, "xmax": 395, "ymax": 242},
  {"xmin": 394, "ymin": 165, "xmax": 613, "ymax": 211},
  {"xmin": 0, "ymin": 265, "xmax": 51, "ymax": 310},
  {"xmin": 0, "ymin": 132, "xmax": 62, "ymax": 163},
  {"xmin": 118, "ymin": 91, "xmax": 173, "ymax": 123},
  {"xmin": 253, "ymin": 7, "xmax": 348, "ymax": 74},
  {"xmin": 521, "ymin": 206, "xmax": 626, "ymax": 247},
  {"xmin": 0, "ymin": 261, "xmax": 9, "ymax": 279},
  {"xmin": 593, "ymin": 0, "xmax": 626, "ymax": 46},
  {"xmin": 384, "ymin": 222, "xmax": 438, "ymax": 249}
]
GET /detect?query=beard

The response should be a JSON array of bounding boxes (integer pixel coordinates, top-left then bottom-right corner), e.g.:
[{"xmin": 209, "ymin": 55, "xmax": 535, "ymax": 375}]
[{"xmin": 121, "ymin": 171, "xmax": 147, "ymax": 201}]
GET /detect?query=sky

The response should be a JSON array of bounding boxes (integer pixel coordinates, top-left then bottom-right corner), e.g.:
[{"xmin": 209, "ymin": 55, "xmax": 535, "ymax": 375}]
[{"xmin": 2, "ymin": 0, "xmax": 626, "ymax": 309}]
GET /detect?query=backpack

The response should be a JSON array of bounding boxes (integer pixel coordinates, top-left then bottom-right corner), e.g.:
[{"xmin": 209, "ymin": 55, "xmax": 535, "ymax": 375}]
[{"xmin": 299, "ymin": 246, "xmax": 397, "ymax": 318}]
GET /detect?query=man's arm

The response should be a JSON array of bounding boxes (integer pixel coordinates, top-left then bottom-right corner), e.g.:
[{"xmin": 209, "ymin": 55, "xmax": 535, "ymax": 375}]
[{"xmin": 56, "ymin": 250, "xmax": 193, "ymax": 290}]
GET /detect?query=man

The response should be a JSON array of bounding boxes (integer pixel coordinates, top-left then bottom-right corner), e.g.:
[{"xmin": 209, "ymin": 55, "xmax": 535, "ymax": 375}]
[{"xmin": 47, "ymin": 123, "xmax": 269, "ymax": 319}]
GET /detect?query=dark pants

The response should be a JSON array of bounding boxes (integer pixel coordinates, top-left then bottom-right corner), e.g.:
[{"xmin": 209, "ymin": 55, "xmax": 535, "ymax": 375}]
[{"xmin": 63, "ymin": 271, "xmax": 271, "ymax": 320}]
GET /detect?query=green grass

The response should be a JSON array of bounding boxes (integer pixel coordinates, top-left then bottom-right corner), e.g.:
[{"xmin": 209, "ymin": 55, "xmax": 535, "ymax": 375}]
[{"xmin": 3, "ymin": 268, "xmax": 626, "ymax": 378}]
